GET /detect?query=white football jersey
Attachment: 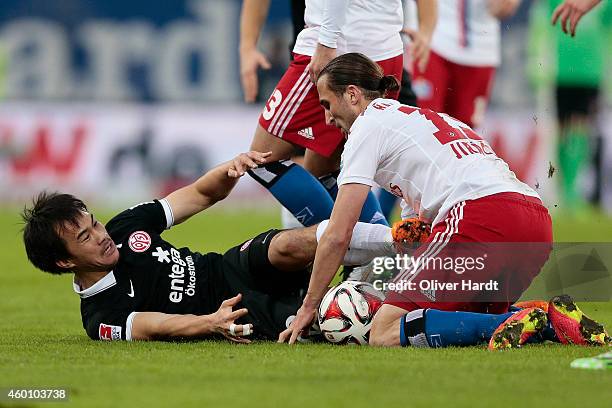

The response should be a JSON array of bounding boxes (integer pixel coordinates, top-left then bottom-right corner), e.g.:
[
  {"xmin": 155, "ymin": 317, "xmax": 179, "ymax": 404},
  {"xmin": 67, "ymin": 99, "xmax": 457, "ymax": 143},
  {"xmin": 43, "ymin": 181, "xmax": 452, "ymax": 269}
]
[
  {"xmin": 430, "ymin": 0, "xmax": 501, "ymax": 66},
  {"xmin": 337, "ymin": 99, "xmax": 539, "ymax": 226},
  {"xmin": 294, "ymin": 0, "xmax": 404, "ymax": 61}
]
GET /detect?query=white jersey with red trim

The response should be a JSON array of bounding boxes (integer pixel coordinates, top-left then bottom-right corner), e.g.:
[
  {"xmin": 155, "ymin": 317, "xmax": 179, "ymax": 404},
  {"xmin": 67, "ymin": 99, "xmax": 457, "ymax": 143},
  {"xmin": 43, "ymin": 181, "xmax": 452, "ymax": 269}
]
[
  {"xmin": 293, "ymin": 0, "xmax": 404, "ymax": 61},
  {"xmin": 337, "ymin": 99, "xmax": 538, "ymax": 226},
  {"xmin": 430, "ymin": 0, "xmax": 501, "ymax": 67}
]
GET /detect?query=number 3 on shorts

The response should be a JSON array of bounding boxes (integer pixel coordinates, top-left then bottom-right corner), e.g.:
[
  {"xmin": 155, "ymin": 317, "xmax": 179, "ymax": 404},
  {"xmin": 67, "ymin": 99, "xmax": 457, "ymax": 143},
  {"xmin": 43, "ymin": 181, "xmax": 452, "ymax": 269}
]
[{"xmin": 262, "ymin": 89, "xmax": 283, "ymax": 121}]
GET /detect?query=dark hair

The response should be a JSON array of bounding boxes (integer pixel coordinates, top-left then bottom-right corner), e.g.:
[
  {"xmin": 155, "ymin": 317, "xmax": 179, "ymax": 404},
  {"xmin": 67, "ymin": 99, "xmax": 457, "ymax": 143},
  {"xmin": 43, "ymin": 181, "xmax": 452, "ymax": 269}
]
[
  {"xmin": 318, "ymin": 52, "xmax": 400, "ymax": 99},
  {"xmin": 21, "ymin": 191, "xmax": 88, "ymax": 274}
]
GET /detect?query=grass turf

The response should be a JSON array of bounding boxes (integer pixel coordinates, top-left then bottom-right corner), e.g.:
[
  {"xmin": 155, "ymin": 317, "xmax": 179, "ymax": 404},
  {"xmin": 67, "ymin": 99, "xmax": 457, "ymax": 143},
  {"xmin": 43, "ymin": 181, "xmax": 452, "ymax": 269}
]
[{"xmin": 0, "ymin": 207, "xmax": 611, "ymax": 407}]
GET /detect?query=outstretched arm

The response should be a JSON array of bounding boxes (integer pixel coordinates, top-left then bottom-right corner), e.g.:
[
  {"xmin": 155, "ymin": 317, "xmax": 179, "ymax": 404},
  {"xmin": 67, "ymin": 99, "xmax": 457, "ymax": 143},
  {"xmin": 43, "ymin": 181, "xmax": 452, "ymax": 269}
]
[
  {"xmin": 278, "ymin": 183, "xmax": 371, "ymax": 344},
  {"xmin": 164, "ymin": 151, "xmax": 271, "ymax": 225},
  {"xmin": 130, "ymin": 294, "xmax": 253, "ymax": 342}
]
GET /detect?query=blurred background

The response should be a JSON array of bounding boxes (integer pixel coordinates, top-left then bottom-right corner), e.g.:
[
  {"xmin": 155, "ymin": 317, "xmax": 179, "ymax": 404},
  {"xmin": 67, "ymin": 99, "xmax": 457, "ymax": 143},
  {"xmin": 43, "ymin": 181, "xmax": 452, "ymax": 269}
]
[{"xmin": 0, "ymin": 0, "xmax": 610, "ymax": 216}]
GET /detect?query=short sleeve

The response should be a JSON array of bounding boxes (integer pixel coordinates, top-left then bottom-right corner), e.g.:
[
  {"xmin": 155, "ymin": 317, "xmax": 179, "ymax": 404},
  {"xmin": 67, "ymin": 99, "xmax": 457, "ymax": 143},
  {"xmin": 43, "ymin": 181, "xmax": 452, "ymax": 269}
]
[
  {"xmin": 84, "ymin": 310, "xmax": 139, "ymax": 341},
  {"xmin": 337, "ymin": 118, "xmax": 383, "ymax": 187},
  {"xmin": 105, "ymin": 199, "xmax": 174, "ymax": 243}
]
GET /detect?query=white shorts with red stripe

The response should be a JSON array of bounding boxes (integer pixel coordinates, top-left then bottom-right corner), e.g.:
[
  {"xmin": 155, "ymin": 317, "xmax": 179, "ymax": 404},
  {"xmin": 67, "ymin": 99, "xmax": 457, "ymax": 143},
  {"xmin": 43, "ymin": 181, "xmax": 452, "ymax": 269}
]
[
  {"xmin": 384, "ymin": 192, "xmax": 553, "ymax": 314},
  {"xmin": 258, "ymin": 53, "xmax": 403, "ymax": 157}
]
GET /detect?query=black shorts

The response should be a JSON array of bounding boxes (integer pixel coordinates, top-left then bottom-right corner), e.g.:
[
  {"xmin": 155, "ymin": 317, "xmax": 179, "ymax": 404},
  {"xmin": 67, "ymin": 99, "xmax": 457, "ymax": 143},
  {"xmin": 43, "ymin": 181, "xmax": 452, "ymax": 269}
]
[
  {"xmin": 555, "ymin": 85, "xmax": 600, "ymax": 123},
  {"xmin": 221, "ymin": 229, "xmax": 309, "ymax": 340}
]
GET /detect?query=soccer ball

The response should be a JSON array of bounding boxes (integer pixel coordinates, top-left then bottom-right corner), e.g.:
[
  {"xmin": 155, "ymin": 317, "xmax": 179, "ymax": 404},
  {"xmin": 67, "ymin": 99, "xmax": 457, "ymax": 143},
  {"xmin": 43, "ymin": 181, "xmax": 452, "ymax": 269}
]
[{"xmin": 318, "ymin": 281, "xmax": 385, "ymax": 345}]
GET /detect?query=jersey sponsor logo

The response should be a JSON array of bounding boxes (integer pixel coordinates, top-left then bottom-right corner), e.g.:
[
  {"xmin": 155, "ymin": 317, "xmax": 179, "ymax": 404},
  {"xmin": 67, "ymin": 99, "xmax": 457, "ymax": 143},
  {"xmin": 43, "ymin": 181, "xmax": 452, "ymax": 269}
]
[
  {"xmin": 240, "ymin": 239, "xmax": 253, "ymax": 252},
  {"xmin": 167, "ymin": 249, "xmax": 197, "ymax": 304},
  {"xmin": 99, "ymin": 323, "xmax": 122, "ymax": 341},
  {"xmin": 297, "ymin": 127, "xmax": 314, "ymax": 140},
  {"xmin": 128, "ymin": 231, "xmax": 151, "ymax": 253}
]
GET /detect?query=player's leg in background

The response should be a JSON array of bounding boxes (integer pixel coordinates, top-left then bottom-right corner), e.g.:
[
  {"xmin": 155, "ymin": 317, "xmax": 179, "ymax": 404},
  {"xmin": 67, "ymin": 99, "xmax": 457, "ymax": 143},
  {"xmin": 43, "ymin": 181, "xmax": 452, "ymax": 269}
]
[
  {"xmin": 279, "ymin": 149, "xmax": 310, "ymax": 229},
  {"xmin": 250, "ymin": 52, "xmax": 394, "ymax": 228},
  {"xmin": 412, "ymin": 51, "xmax": 449, "ymax": 113},
  {"xmin": 446, "ymin": 62, "xmax": 496, "ymax": 129},
  {"xmin": 305, "ymin": 148, "xmax": 388, "ymax": 226},
  {"xmin": 555, "ymin": 85, "xmax": 601, "ymax": 212}
]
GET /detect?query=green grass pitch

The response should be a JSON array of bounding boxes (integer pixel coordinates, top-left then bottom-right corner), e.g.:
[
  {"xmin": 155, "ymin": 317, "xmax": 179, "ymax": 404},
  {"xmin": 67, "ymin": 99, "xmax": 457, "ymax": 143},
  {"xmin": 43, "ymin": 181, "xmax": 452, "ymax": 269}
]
[{"xmin": 1, "ymin": 206, "xmax": 611, "ymax": 407}]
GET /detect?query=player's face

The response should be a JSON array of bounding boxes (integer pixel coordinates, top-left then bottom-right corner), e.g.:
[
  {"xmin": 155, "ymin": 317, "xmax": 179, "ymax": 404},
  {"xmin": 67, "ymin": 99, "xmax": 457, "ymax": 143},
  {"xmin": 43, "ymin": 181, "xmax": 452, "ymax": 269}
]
[
  {"xmin": 317, "ymin": 76, "xmax": 358, "ymax": 134},
  {"xmin": 57, "ymin": 211, "xmax": 119, "ymax": 272}
]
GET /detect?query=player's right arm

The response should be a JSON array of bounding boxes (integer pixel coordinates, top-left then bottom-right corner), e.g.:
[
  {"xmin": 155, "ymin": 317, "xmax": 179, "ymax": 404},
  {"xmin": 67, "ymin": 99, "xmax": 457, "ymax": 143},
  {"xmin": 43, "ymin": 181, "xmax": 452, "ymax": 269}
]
[
  {"xmin": 239, "ymin": 0, "xmax": 272, "ymax": 102},
  {"xmin": 130, "ymin": 294, "xmax": 253, "ymax": 342}
]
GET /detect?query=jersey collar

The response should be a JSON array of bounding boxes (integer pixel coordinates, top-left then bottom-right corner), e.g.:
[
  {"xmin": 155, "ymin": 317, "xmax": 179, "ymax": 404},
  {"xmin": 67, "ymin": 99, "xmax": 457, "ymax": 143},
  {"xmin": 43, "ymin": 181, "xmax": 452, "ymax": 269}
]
[
  {"xmin": 350, "ymin": 98, "xmax": 384, "ymax": 133},
  {"xmin": 73, "ymin": 271, "xmax": 117, "ymax": 299}
]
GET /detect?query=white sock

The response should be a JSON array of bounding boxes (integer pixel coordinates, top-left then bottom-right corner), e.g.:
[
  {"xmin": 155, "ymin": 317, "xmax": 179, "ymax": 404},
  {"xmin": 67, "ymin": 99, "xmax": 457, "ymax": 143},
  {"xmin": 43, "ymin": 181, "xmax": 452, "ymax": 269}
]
[
  {"xmin": 316, "ymin": 221, "xmax": 395, "ymax": 265},
  {"xmin": 281, "ymin": 206, "xmax": 303, "ymax": 229}
]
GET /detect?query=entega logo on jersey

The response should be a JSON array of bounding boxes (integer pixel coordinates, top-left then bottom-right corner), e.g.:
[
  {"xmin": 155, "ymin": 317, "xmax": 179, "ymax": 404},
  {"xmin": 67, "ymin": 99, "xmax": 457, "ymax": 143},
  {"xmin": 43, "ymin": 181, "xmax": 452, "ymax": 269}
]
[{"xmin": 165, "ymin": 248, "xmax": 197, "ymax": 304}]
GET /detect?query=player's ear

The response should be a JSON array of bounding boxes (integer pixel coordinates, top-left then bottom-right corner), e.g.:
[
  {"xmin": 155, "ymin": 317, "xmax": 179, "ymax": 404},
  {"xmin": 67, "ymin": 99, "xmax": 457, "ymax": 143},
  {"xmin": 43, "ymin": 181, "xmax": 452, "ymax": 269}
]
[
  {"xmin": 346, "ymin": 85, "xmax": 360, "ymax": 105},
  {"xmin": 56, "ymin": 258, "xmax": 76, "ymax": 270}
]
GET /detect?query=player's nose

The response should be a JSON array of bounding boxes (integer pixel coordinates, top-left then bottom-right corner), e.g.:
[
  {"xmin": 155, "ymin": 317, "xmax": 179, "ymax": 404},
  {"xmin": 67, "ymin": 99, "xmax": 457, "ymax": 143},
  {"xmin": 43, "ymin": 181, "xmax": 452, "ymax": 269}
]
[{"xmin": 94, "ymin": 229, "xmax": 106, "ymax": 244}]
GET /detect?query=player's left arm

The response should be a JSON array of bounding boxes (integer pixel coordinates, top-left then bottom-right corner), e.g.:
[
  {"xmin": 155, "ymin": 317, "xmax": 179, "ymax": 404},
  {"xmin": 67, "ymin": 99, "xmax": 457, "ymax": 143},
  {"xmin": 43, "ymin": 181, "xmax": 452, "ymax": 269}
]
[
  {"xmin": 164, "ymin": 151, "xmax": 271, "ymax": 225},
  {"xmin": 487, "ymin": 0, "xmax": 522, "ymax": 20},
  {"xmin": 278, "ymin": 183, "xmax": 371, "ymax": 344},
  {"xmin": 308, "ymin": 0, "xmax": 349, "ymax": 82}
]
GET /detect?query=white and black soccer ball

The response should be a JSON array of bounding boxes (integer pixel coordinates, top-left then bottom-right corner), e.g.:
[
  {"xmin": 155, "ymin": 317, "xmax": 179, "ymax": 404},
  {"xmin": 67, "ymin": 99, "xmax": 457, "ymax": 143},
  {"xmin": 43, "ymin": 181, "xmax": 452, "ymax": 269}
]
[{"xmin": 317, "ymin": 281, "xmax": 385, "ymax": 345}]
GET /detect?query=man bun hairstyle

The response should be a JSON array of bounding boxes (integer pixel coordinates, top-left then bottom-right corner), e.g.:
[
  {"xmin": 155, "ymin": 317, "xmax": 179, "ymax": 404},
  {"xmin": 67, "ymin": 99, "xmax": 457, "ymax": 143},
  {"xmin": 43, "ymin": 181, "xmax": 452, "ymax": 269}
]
[
  {"xmin": 319, "ymin": 52, "xmax": 400, "ymax": 99},
  {"xmin": 21, "ymin": 191, "xmax": 88, "ymax": 274}
]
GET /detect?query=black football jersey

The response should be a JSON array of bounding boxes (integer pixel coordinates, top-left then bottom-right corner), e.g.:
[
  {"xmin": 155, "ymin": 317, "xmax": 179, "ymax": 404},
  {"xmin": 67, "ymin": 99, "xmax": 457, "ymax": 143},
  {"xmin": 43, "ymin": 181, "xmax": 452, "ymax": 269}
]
[{"xmin": 75, "ymin": 199, "xmax": 229, "ymax": 341}]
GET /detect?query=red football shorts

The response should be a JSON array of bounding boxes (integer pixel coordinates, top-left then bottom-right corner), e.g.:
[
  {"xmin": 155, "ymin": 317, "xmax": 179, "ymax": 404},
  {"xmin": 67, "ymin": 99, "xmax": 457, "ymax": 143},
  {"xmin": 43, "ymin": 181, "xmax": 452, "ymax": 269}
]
[
  {"xmin": 384, "ymin": 192, "xmax": 553, "ymax": 314},
  {"xmin": 412, "ymin": 51, "xmax": 495, "ymax": 129},
  {"xmin": 258, "ymin": 53, "xmax": 403, "ymax": 157}
]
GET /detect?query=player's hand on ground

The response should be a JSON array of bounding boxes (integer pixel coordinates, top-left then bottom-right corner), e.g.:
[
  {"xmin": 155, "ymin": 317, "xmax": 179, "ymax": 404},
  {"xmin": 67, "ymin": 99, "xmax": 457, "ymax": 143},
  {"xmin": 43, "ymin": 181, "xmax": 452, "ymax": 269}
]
[
  {"xmin": 551, "ymin": 0, "xmax": 601, "ymax": 37},
  {"xmin": 402, "ymin": 28, "xmax": 431, "ymax": 73},
  {"xmin": 308, "ymin": 43, "xmax": 337, "ymax": 83},
  {"xmin": 212, "ymin": 293, "xmax": 253, "ymax": 343},
  {"xmin": 278, "ymin": 304, "xmax": 316, "ymax": 344},
  {"xmin": 228, "ymin": 151, "xmax": 272, "ymax": 178},
  {"xmin": 239, "ymin": 47, "xmax": 272, "ymax": 102}
]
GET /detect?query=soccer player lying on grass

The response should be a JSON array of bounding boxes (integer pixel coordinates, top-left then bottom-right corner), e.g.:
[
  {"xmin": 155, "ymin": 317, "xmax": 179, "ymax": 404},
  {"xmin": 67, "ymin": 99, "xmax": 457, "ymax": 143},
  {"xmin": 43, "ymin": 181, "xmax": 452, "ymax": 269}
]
[
  {"xmin": 279, "ymin": 53, "xmax": 611, "ymax": 349},
  {"xmin": 21, "ymin": 151, "xmax": 393, "ymax": 342}
]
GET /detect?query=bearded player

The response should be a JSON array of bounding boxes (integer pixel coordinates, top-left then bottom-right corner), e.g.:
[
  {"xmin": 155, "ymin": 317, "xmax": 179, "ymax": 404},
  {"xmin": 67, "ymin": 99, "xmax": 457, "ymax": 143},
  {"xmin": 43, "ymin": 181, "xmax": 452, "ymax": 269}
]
[{"xmin": 278, "ymin": 53, "xmax": 610, "ymax": 349}]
